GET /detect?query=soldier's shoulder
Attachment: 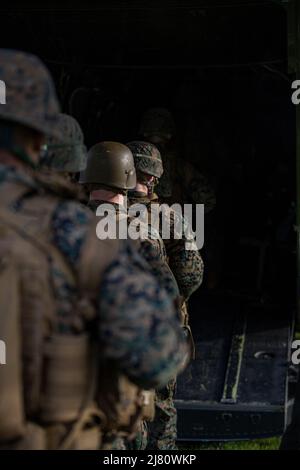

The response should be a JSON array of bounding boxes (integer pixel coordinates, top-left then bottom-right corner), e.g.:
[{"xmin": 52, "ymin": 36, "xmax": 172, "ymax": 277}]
[
  {"xmin": 51, "ymin": 199, "xmax": 95, "ymax": 263},
  {"xmin": 52, "ymin": 199, "xmax": 94, "ymax": 227}
]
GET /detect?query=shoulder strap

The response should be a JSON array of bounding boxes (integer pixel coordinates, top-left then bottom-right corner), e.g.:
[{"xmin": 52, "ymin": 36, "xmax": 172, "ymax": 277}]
[
  {"xmin": 0, "ymin": 201, "xmax": 58, "ymax": 262},
  {"xmin": 0, "ymin": 190, "xmax": 78, "ymax": 289}
]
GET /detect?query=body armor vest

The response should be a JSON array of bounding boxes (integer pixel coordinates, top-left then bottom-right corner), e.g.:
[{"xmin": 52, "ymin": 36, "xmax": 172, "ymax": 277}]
[{"xmin": 0, "ymin": 178, "xmax": 117, "ymax": 449}]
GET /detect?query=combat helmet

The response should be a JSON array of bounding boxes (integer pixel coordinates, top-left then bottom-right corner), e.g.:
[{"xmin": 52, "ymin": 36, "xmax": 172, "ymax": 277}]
[
  {"xmin": 79, "ymin": 141, "xmax": 136, "ymax": 192},
  {"xmin": 0, "ymin": 49, "xmax": 62, "ymax": 139},
  {"xmin": 40, "ymin": 113, "xmax": 87, "ymax": 173},
  {"xmin": 126, "ymin": 141, "xmax": 163, "ymax": 179},
  {"xmin": 139, "ymin": 108, "xmax": 175, "ymax": 140}
]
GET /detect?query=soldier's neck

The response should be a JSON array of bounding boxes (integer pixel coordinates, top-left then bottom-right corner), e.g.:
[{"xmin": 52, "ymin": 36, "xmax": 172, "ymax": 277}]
[
  {"xmin": 135, "ymin": 182, "xmax": 148, "ymax": 196},
  {"xmin": 90, "ymin": 189, "xmax": 124, "ymax": 206}
]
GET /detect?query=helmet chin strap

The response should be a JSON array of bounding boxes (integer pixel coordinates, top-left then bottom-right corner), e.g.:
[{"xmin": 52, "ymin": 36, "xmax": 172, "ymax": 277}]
[
  {"xmin": 146, "ymin": 176, "xmax": 158, "ymax": 196},
  {"xmin": 146, "ymin": 180, "xmax": 155, "ymax": 196},
  {"xmin": 137, "ymin": 172, "xmax": 158, "ymax": 197}
]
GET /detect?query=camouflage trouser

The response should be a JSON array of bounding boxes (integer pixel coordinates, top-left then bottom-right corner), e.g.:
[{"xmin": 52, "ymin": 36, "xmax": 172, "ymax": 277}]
[
  {"xmin": 146, "ymin": 379, "xmax": 177, "ymax": 450},
  {"xmin": 126, "ymin": 421, "xmax": 148, "ymax": 450},
  {"xmin": 102, "ymin": 435, "xmax": 126, "ymax": 450}
]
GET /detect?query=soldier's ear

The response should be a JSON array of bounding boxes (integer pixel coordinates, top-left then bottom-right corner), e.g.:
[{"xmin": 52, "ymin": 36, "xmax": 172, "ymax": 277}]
[
  {"xmin": 14, "ymin": 125, "xmax": 46, "ymax": 163},
  {"xmin": 30, "ymin": 133, "xmax": 46, "ymax": 164}
]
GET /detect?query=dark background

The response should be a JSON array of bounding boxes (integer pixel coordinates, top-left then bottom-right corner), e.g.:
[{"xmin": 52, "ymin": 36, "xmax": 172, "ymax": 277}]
[{"xmin": 0, "ymin": 0, "xmax": 296, "ymax": 303}]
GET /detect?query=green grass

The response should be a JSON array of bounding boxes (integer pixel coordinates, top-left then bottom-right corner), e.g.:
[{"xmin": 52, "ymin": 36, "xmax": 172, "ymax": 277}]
[
  {"xmin": 178, "ymin": 437, "xmax": 281, "ymax": 450},
  {"xmin": 295, "ymin": 332, "xmax": 300, "ymax": 340}
]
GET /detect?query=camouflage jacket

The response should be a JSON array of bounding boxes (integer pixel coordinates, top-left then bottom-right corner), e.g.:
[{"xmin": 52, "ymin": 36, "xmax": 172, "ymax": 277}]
[
  {"xmin": 128, "ymin": 191, "xmax": 204, "ymax": 301},
  {"xmin": 0, "ymin": 164, "xmax": 188, "ymax": 390},
  {"xmin": 156, "ymin": 149, "xmax": 216, "ymax": 213},
  {"xmin": 87, "ymin": 199, "xmax": 179, "ymax": 301}
]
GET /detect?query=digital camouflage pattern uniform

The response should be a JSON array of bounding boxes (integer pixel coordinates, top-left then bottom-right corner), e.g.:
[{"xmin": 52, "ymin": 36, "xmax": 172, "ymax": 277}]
[
  {"xmin": 127, "ymin": 141, "xmax": 204, "ymax": 450},
  {"xmin": 80, "ymin": 142, "xmax": 181, "ymax": 450},
  {"xmin": 87, "ymin": 200, "xmax": 180, "ymax": 313},
  {"xmin": 139, "ymin": 107, "xmax": 216, "ymax": 212},
  {"xmin": 0, "ymin": 50, "xmax": 188, "ymax": 450},
  {"xmin": 88, "ymin": 197, "xmax": 178, "ymax": 451}
]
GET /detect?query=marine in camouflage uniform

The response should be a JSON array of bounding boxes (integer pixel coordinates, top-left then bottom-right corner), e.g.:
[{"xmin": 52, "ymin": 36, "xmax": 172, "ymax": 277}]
[
  {"xmin": 140, "ymin": 108, "xmax": 219, "ymax": 290},
  {"xmin": 80, "ymin": 141, "xmax": 181, "ymax": 450},
  {"xmin": 80, "ymin": 141, "xmax": 179, "ymax": 302},
  {"xmin": 0, "ymin": 49, "xmax": 189, "ymax": 450},
  {"xmin": 139, "ymin": 107, "xmax": 216, "ymax": 212},
  {"xmin": 127, "ymin": 141, "xmax": 204, "ymax": 450}
]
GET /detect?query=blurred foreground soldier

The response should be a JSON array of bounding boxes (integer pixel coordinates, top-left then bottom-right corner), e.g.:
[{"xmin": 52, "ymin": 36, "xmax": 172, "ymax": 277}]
[
  {"xmin": 80, "ymin": 141, "xmax": 181, "ymax": 449},
  {"xmin": 127, "ymin": 141, "xmax": 204, "ymax": 450},
  {"xmin": 0, "ymin": 49, "xmax": 188, "ymax": 450},
  {"xmin": 39, "ymin": 112, "xmax": 88, "ymax": 201},
  {"xmin": 139, "ymin": 107, "xmax": 216, "ymax": 212}
]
